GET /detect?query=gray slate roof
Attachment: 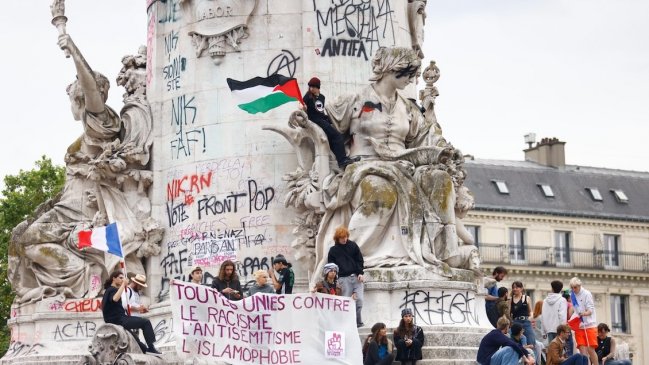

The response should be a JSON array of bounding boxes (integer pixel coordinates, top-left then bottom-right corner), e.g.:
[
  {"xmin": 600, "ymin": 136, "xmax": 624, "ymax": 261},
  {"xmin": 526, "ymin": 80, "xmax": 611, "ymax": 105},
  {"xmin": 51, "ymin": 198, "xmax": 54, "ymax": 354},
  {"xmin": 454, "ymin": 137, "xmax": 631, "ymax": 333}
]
[{"xmin": 463, "ymin": 159, "xmax": 649, "ymax": 222}]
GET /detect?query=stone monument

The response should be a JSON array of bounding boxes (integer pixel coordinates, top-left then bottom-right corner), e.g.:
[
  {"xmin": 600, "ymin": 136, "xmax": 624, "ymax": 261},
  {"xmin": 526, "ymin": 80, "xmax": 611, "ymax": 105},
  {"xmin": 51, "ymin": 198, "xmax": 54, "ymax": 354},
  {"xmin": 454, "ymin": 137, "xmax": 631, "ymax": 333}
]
[{"xmin": 3, "ymin": 1, "xmax": 490, "ymax": 364}]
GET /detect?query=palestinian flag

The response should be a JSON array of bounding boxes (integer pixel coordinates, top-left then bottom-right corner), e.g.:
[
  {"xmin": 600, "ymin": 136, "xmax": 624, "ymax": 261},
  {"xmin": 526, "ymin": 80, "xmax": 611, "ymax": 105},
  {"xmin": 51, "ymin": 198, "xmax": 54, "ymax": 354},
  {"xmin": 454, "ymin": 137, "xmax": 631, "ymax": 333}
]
[{"xmin": 227, "ymin": 74, "xmax": 304, "ymax": 114}]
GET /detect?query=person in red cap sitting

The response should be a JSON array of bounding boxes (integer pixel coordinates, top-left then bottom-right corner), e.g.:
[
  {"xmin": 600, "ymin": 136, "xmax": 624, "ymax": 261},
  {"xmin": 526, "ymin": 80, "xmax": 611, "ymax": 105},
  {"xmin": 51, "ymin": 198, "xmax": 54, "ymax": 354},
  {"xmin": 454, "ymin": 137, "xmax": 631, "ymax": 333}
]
[{"xmin": 302, "ymin": 77, "xmax": 359, "ymax": 169}]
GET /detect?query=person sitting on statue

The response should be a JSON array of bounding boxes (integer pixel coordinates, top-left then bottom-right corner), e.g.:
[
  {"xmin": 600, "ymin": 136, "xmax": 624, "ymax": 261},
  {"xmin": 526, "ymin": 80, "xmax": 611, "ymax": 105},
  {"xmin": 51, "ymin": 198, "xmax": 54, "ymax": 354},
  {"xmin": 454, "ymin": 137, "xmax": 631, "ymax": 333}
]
[
  {"xmin": 301, "ymin": 77, "xmax": 359, "ymax": 169},
  {"xmin": 211, "ymin": 260, "xmax": 242, "ymax": 301},
  {"xmin": 248, "ymin": 270, "xmax": 275, "ymax": 296},
  {"xmin": 102, "ymin": 271, "xmax": 160, "ymax": 354},
  {"xmin": 393, "ymin": 308, "xmax": 424, "ymax": 365},
  {"xmin": 312, "ymin": 263, "xmax": 342, "ymax": 296},
  {"xmin": 305, "ymin": 46, "xmax": 465, "ymax": 283},
  {"xmin": 123, "ymin": 273, "xmax": 149, "ymax": 316}
]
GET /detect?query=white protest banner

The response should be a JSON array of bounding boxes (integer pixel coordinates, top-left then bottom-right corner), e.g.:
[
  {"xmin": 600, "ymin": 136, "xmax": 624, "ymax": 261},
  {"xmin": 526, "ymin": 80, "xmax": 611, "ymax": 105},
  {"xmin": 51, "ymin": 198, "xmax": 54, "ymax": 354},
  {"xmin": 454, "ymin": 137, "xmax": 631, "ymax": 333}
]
[{"xmin": 170, "ymin": 280, "xmax": 363, "ymax": 365}]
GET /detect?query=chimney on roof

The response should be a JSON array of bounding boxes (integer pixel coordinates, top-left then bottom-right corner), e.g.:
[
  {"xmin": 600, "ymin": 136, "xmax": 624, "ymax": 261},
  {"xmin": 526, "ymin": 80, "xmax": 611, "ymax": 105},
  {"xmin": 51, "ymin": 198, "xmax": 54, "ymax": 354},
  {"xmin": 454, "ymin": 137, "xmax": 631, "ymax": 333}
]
[{"xmin": 524, "ymin": 137, "xmax": 566, "ymax": 168}]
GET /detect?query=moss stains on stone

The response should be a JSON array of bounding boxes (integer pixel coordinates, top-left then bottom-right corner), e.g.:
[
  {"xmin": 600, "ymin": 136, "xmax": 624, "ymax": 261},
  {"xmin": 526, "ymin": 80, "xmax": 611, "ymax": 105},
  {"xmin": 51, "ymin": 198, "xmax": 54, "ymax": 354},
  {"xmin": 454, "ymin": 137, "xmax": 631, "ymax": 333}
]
[
  {"xmin": 359, "ymin": 179, "xmax": 397, "ymax": 216},
  {"xmin": 433, "ymin": 176, "xmax": 453, "ymax": 212},
  {"xmin": 39, "ymin": 246, "xmax": 69, "ymax": 268}
]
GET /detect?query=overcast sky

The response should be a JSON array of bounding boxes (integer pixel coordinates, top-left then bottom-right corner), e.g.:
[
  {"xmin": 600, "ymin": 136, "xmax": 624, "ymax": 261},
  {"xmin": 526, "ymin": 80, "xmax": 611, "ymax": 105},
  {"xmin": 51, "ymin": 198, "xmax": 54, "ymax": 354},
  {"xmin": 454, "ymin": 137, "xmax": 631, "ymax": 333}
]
[{"xmin": 1, "ymin": 0, "xmax": 647, "ymax": 187}]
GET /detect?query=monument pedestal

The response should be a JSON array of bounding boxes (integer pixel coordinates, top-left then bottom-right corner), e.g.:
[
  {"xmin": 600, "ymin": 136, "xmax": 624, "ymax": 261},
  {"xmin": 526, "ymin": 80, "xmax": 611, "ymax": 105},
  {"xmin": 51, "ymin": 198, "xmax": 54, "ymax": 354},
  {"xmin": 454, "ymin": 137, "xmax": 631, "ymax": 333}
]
[{"xmin": 362, "ymin": 266, "xmax": 491, "ymax": 364}]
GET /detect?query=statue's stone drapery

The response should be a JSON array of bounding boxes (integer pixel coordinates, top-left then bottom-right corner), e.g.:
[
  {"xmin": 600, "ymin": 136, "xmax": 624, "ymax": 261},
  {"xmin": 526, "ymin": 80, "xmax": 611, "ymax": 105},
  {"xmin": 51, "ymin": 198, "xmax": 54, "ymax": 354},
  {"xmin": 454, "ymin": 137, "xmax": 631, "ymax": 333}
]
[{"xmin": 267, "ymin": 47, "xmax": 479, "ymax": 282}]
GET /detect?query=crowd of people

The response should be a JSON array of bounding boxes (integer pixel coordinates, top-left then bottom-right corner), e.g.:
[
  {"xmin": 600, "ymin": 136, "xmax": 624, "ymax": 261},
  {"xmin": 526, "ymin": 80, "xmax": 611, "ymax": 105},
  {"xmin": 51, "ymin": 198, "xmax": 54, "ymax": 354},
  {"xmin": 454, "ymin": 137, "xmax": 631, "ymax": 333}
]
[
  {"xmin": 100, "ymin": 233, "xmax": 632, "ymax": 364},
  {"xmin": 479, "ymin": 267, "xmax": 632, "ymax": 365}
]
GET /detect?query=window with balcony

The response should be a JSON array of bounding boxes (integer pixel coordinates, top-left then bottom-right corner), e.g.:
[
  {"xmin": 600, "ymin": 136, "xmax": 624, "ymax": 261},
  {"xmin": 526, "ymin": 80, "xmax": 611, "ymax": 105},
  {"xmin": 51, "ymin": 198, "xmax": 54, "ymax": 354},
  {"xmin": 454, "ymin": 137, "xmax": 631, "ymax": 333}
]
[
  {"xmin": 509, "ymin": 228, "xmax": 526, "ymax": 262},
  {"xmin": 610, "ymin": 295, "xmax": 629, "ymax": 333},
  {"xmin": 603, "ymin": 234, "xmax": 620, "ymax": 267},
  {"xmin": 555, "ymin": 231, "xmax": 571, "ymax": 265},
  {"xmin": 465, "ymin": 225, "xmax": 480, "ymax": 246}
]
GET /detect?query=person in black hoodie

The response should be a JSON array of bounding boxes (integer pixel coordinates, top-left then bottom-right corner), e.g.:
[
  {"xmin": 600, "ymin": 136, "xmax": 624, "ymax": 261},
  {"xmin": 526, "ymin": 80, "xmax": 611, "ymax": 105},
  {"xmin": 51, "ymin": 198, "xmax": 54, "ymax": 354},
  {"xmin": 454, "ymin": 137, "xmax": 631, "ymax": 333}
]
[
  {"xmin": 302, "ymin": 77, "xmax": 358, "ymax": 169},
  {"xmin": 327, "ymin": 226, "xmax": 365, "ymax": 327}
]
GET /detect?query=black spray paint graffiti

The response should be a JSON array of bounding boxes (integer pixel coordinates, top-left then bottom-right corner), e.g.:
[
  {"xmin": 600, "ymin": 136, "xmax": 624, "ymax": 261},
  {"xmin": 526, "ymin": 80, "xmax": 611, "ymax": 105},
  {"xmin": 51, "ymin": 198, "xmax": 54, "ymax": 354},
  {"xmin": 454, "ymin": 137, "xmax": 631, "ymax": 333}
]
[
  {"xmin": 163, "ymin": 30, "xmax": 187, "ymax": 92},
  {"xmin": 158, "ymin": 0, "xmax": 181, "ymax": 24},
  {"xmin": 52, "ymin": 321, "xmax": 97, "ymax": 342},
  {"xmin": 165, "ymin": 179, "xmax": 275, "ymax": 228},
  {"xmin": 321, "ymin": 38, "xmax": 368, "ymax": 60},
  {"xmin": 4, "ymin": 342, "xmax": 43, "ymax": 358},
  {"xmin": 170, "ymin": 94, "xmax": 206, "ymax": 159},
  {"xmin": 267, "ymin": 49, "xmax": 301, "ymax": 78},
  {"xmin": 313, "ymin": 0, "xmax": 395, "ymax": 59},
  {"xmin": 163, "ymin": 55, "xmax": 186, "ymax": 91},
  {"xmin": 156, "ymin": 253, "xmax": 274, "ymax": 301},
  {"xmin": 164, "ymin": 30, "xmax": 179, "ymax": 55},
  {"xmin": 153, "ymin": 317, "xmax": 174, "ymax": 346},
  {"xmin": 197, "ymin": 179, "xmax": 275, "ymax": 221},
  {"xmin": 400, "ymin": 290, "xmax": 480, "ymax": 326}
]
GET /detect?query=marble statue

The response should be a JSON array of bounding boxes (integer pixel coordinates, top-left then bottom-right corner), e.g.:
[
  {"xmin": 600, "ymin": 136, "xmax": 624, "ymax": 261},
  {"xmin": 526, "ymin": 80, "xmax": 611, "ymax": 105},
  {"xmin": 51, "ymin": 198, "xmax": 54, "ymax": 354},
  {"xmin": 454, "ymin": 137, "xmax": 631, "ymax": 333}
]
[
  {"xmin": 408, "ymin": 0, "xmax": 427, "ymax": 59},
  {"xmin": 185, "ymin": 0, "xmax": 259, "ymax": 64},
  {"xmin": 8, "ymin": 29, "xmax": 163, "ymax": 304},
  {"xmin": 77, "ymin": 324, "xmax": 165, "ymax": 365},
  {"xmin": 265, "ymin": 47, "xmax": 478, "ymax": 282}
]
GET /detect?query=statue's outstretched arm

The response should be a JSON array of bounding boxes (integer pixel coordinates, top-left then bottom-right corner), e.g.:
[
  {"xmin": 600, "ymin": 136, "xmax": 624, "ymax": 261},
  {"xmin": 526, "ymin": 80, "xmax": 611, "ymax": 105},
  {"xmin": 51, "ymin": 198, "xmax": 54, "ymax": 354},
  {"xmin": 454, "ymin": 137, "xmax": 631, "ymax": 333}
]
[{"xmin": 57, "ymin": 34, "xmax": 104, "ymax": 113}]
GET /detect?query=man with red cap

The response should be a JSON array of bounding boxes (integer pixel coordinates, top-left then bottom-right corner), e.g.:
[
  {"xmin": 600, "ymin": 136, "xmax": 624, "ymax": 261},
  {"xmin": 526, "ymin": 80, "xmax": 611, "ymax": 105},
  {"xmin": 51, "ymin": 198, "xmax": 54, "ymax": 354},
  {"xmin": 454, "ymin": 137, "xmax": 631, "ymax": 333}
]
[{"xmin": 302, "ymin": 77, "xmax": 359, "ymax": 169}]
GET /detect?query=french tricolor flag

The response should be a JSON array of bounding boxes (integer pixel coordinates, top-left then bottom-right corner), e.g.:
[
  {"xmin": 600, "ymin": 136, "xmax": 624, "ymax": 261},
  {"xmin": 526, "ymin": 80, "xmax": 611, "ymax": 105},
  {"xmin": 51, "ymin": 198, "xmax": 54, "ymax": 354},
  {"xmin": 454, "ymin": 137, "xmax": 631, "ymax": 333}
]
[{"xmin": 78, "ymin": 222, "xmax": 123, "ymax": 258}]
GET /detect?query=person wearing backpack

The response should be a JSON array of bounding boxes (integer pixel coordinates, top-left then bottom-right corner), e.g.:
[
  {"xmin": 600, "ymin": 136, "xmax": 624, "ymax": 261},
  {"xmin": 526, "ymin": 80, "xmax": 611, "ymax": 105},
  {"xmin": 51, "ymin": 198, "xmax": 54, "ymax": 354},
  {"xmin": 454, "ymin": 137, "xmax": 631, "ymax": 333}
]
[{"xmin": 542, "ymin": 281, "xmax": 568, "ymax": 344}]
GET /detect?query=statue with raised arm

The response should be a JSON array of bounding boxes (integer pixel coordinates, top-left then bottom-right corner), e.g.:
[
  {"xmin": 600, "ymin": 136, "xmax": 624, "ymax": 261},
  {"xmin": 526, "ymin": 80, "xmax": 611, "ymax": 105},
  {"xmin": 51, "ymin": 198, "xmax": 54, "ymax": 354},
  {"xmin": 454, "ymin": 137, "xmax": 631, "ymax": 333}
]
[
  {"xmin": 266, "ymin": 47, "xmax": 478, "ymax": 283},
  {"xmin": 8, "ymin": 30, "xmax": 163, "ymax": 304}
]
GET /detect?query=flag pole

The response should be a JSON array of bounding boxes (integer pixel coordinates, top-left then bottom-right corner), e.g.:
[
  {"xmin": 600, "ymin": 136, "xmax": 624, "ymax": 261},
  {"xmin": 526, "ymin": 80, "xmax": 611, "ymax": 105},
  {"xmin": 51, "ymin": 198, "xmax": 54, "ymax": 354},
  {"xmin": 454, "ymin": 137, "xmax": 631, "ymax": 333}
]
[{"xmin": 120, "ymin": 259, "xmax": 132, "ymax": 316}]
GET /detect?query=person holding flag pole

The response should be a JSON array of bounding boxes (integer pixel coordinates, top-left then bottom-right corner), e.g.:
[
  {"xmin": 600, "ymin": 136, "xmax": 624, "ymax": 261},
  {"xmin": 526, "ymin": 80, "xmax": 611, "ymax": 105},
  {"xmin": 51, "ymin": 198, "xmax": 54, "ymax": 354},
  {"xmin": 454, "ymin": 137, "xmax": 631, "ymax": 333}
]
[
  {"xmin": 567, "ymin": 277, "xmax": 598, "ymax": 365},
  {"xmin": 79, "ymin": 222, "xmax": 161, "ymax": 355}
]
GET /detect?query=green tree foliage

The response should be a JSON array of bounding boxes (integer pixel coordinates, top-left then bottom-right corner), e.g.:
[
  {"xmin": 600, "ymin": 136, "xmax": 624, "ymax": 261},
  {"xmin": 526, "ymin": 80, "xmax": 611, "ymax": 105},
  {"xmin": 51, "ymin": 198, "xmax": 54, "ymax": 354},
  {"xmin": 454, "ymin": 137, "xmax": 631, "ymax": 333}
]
[{"xmin": 0, "ymin": 157, "xmax": 65, "ymax": 355}]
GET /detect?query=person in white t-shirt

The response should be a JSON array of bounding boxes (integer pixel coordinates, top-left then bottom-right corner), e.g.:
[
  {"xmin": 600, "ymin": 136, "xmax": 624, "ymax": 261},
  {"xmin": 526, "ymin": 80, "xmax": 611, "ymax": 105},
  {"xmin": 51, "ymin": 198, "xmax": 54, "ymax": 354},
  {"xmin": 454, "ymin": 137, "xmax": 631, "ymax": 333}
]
[{"xmin": 123, "ymin": 273, "xmax": 149, "ymax": 316}]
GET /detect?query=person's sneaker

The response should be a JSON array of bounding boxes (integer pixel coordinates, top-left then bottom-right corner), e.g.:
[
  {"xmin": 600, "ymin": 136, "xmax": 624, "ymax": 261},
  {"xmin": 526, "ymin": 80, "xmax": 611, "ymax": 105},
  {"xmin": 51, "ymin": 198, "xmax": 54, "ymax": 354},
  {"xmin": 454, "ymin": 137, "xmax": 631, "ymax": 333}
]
[
  {"xmin": 357, "ymin": 322, "xmax": 364, "ymax": 328},
  {"xmin": 147, "ymin": 346, "xmax": 162, "ymax": 355}
]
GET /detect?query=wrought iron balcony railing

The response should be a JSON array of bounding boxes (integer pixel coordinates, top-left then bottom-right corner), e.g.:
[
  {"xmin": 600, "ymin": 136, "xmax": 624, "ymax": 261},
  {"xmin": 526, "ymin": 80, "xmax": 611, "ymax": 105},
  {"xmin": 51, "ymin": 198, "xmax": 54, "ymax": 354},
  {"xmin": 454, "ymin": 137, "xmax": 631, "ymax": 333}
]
[{"xmin": 478, "ymin": 243, "xmax": 649, "ymax": 273}]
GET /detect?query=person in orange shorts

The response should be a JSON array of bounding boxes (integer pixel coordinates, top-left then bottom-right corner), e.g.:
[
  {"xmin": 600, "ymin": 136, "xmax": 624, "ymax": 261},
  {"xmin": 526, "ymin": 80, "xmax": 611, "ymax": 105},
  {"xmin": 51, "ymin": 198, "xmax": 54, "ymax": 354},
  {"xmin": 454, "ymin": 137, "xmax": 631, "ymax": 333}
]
[{"xmin": 569, "ymin": 277, "xmax": 598, "ymax": 365}]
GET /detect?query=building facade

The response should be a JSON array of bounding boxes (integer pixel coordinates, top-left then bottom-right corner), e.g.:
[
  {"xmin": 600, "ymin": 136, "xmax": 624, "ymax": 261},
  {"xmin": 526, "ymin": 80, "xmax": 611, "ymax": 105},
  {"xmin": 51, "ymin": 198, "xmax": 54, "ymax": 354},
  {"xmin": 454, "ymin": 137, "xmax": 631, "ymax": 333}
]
[{"xmin": 463, "ymin": 138, "xmax": 649, "ymax": 363}]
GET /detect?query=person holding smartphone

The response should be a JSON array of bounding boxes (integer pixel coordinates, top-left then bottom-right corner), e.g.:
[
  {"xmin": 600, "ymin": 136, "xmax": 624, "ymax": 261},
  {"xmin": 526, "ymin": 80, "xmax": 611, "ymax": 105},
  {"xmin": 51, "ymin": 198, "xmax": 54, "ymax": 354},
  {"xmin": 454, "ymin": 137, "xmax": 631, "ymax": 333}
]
[
  {"xmin": 211, "ymin": 260, "xmax": 242, "ymax": 301},
  {"xmin": 394, "ymin": 308, "xmax": 424, "ymax": 365}
]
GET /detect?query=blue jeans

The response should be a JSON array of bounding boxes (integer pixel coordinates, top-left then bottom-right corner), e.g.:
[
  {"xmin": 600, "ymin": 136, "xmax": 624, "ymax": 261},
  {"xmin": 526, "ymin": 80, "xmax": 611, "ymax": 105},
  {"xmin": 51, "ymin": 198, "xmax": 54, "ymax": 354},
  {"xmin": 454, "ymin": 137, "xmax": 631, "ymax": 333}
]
[
  {"xmin": 513, "ymin": 319, "xmax": 536, "ymax": 351},
  {"xmin": 603, "ymin": 360, "xmax": 632, "ymax": 365},
  {"xmin": 562, "ymin": 354, "xmax": 589, "ymax": 365},
  {"xmin": 490, "ymin": 346, "xmax": 521, "ymax": 365},
  {"xmin": 565, "ymin": 331, "xmax": 574, "ymax": 356},
  {"xmin": 339, "ymin": 275, "xmax": 364, "ymax": 325}
]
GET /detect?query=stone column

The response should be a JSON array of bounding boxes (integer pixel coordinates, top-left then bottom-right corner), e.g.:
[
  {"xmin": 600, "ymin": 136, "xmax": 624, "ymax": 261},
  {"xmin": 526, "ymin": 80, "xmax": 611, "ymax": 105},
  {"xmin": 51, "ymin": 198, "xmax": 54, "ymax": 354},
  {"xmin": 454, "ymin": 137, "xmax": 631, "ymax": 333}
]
[{"xmin": 146, "ymin": 0, "xmax": 414, "ymax": 304}]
